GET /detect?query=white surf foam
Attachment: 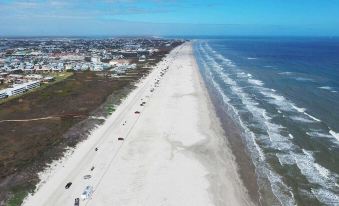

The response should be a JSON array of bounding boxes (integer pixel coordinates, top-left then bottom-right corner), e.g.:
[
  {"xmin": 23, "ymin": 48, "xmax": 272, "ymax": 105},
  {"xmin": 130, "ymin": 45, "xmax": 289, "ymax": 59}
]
[
  {"xmin": 303, "ymin": 112, "xmax": 321, "ymax": 122},
  {"xmin": 319, "ymin": 86, "xmax": 337, "ymax": 93},
  {"xmin": 236, "ymin": 72, "xmax": 248, "ymax": 78},
  {"xmin": 312, "ymin": 188, "xmax": 339, "ymax": 206},
  {"xmin": 276, "ymin": 153, "xmax": 295, "ymax": 166},
  {"xmin": 306, "ymin": 131, "xmax": 333, "ymax": 138},
  {"xmin": 319, "ymin": 86, "xmax": 332, "ymax": 90},
  {"xmin": 294, "ymin": 149, "xmax": 337, "ymax": 191},
  {"xmin": 278, "ymin": 72, "xmax": 293, "ymax": 75},
  {"xmin": 329, "ymin": 130, "xmax": 339, "ymax": 141},
  {"xmin": 198, "ymin": 42, "xmax": 339, "ymax": 206},
  {"xmin": 291, "ymin": 104, "xmax": 306, "ymax": 113},
  {"xmin": 248, "ymin": 79, "xmax": 264, "ymax": 86},
  {"xmin": 295, "ymin": 77, "xmax": 314, "ymax": 82},
  {"xmin": 290, "ymin": 116, "xmax": 316, "ymax": 123}
]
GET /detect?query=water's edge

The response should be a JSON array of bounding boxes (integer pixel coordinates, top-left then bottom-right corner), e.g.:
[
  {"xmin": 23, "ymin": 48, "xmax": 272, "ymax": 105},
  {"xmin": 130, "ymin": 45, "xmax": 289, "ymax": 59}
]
[{"xmin": 192, "ymin": 42, "xmax": 278, "ymax": 206}]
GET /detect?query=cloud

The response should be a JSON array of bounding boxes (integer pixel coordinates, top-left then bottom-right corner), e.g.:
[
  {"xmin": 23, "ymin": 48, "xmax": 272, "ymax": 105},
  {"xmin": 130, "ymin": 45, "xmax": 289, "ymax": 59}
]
[{"xmin": 0, "ymin": 0, "xmax": 180, "ymax": 22}]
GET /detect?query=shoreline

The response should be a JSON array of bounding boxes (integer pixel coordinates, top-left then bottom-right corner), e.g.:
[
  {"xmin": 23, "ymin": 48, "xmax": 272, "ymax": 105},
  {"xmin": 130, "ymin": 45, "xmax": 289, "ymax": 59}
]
[
  {"xmin": 23, "ymin": 42, "xmax": 254, "ymax": 206},
  {"xmin": 192, "ymin": 42, "xmax": 262, "ymax": 204},
  {"xmin": 189, "ymin": 45, "xmax": 257, "ymax": 205}
]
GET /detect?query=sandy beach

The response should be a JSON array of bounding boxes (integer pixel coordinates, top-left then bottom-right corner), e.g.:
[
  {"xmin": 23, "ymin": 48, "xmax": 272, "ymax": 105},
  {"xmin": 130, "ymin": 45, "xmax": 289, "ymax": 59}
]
[{"xmin": 23, "ymin": 42, "xmax": 254, "ymax": 206}]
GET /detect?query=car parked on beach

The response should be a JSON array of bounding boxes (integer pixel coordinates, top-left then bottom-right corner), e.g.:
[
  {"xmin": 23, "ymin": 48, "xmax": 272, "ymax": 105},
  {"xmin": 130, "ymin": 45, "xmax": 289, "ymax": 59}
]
[
  {"xmin": 81, "ymin": 186, "xmax": 94, "ymax": 200},
  {"xmin": 65, "ymin": 182, "xmax": 72, "ymax": 189},
  {"xmin": 74, "ymin": 198, "xmax": 80, "ymax": 206}
]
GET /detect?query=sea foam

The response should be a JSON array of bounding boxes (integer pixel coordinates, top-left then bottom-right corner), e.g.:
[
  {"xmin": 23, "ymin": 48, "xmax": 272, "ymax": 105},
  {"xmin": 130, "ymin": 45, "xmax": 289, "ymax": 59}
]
[
  {"xmin": 197, "ymin": 42, "xmax": 339, "ymax": 205},
  {"xmin": 329, "ymin": 130, "xmax": 339, "ymax": 141}
]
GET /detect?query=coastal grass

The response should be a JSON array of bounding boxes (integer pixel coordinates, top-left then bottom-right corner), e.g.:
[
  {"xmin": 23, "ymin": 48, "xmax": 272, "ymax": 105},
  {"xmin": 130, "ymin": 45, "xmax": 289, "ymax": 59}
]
[
  {"xmin": 6, "ymin": 184, "xmax": 35, "ymax": 206},
  {"xmin": 0, "ymin": 50, "xmax": 173, "ymax": 205}
]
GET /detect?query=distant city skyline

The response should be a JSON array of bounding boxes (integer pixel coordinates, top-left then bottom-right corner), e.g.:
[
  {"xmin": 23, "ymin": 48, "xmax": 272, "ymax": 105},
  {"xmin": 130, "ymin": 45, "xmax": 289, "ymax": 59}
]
[{"xmin": 1, "ymin": 0, "xmax": 339, "ymax": 36}]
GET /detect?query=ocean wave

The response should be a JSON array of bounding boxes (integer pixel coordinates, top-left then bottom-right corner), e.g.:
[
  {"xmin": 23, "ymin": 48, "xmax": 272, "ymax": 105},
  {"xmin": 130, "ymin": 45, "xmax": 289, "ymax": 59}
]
[
  {"xmin": 200, "ymin": 44, "xmax": 297, "ymax": 204},
  {"xmin": 312, "ymin": 188, "xmax": 339, "ymax": 206},
  {"xmin": 278, "ymin": 72, "xmax": 293, "ymax": 75},
  {"xmin": 295, "ymin": 77, "xmax": 314, "ymax": 82},
  {"xmin": 304, "ymin": 112, "xmax": 321, "ymax": 122},
  {"xmin": 236, "ymin": 72, "xmax": 248, "ymax": 78},
  {"xmin": 329, "ymin": 130, "xmax": 339, "ymax": 141},
  {"xmin": 290, "ymin": 116, "xmax": 316, "ymax": 123},
  {"xmin": 197, "ymin": 42, "xmax": 339, "ymax": 205},
  {"xmin": 260, "ymin": 89, "xmax": 286, "ymax": 102},
  {"xmin": 319, "ymin": 86, "xmax": 337, "ymax": 93},
  {"xmin": 236, "ymin": 72, "xmax": 253, "ymax": 79},
  {"xmin": 299, "ymin": 150, "xmax": 338, "ymax": 192},
  {"xmin": 276, "ymin": 153, "xmax": 295, "ymax": 165},
  {"xmin": 248, "ymin": 79, "xmax": 264, "ymax": 86},
  {"xmin": 259, "ymin": 89, "xmax": 294, "ymax": 112},
  {"xmin": 266, "ymin": 169, "xmax": 296, "ymax": 206},
  {"xmin": 306, "ymin": 131, "xmax": 333, "ymax": 138},
  {"xmin": 291, "ymin": 105, "xmax": 306, "ymax": 113},
  {"xmin": 247, "ymin": 57, "xmax": 257, "ymax": 60},
  {"xmin": 291, "ymin": 105, "xmax": 321, "ymax": 122},
  {"xmin": 319, "ymin": 86, "xmax": 332, "ymax": 90},
  {"xmin": 203, "ymin": 44, "xmax": 236, "ymax": 67},
  {"xmin": 285, "ymin": 149, "xmax": 339, "ymax": 202}
]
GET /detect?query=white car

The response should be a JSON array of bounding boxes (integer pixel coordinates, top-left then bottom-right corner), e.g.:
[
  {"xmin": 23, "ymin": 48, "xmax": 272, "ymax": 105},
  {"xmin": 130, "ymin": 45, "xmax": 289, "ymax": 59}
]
[{"xmin": 81, "ymin": 186, "xmax": 94, "ymax": 200}]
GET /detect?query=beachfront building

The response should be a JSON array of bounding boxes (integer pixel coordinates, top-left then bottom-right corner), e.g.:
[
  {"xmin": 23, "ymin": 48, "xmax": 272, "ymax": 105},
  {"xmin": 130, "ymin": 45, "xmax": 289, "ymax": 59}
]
[
  {"xmin": 3, "ymin": 81, "xmax": 40, "ymax": 98},
  {"xmin": 6, "ymin": 84, "xmax": 27, "ymax": 96},
  {"xmin": 25, "ymin": 81, "xmax": 40, "ymax": 90},
  {"xmin": 0, "ymin": 89, "xmax": 8, "ymax": 99}
]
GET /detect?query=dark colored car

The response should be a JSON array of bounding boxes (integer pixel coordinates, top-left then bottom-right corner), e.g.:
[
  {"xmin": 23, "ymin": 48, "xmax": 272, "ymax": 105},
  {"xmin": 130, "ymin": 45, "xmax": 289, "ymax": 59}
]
[
  {"xmin": 74, "ymin": 198, "xmax": 80, "ymax": 206},
  {"xmin": 65, "ymin": 182, "xmax": 72, "ymax": 189},
  {"xmin": 91, "ymin": 166, "xmax": 95, "ymax": 171},
  {"xmin": 118, "ymin": 137, "xmax": 124, "ymax": 141},
  {"xmin": 134, "ymin": 111, "xmax": 140, "ymax": 114}
]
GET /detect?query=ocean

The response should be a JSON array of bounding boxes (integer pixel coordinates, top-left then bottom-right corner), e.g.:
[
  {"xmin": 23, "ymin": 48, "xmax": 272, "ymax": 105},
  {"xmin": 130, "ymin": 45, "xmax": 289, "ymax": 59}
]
[{"xmin": 193, "ymin": 37, "xmax": 339, "ymax": 206}]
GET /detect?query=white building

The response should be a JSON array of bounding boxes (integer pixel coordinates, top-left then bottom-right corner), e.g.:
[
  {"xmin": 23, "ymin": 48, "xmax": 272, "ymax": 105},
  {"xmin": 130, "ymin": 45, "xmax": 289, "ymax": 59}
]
[
  {"xmin": 0, "ymin": 89, "xmax": 8, "ymax": 99},
  {"xmin": 5, "ymin": 81, "xmax": 40, "ymax": 97},
  {"xmin": 6, "ymin": 84, "xmax": 27, "ymax": 96}
]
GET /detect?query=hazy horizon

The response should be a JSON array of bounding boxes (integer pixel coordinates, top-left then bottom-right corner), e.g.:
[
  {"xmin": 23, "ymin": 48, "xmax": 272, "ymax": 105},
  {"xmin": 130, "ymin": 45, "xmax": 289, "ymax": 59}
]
[{"xmin": 1, "ymin": 0, "xmax": 339, "ymax": 37}]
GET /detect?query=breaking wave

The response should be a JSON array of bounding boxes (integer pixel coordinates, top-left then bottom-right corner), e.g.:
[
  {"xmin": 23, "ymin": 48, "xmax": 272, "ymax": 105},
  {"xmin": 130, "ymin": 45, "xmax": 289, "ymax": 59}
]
[{"xmin": 195, "ymin": 41, "xmax": 339, "ymax": 206}]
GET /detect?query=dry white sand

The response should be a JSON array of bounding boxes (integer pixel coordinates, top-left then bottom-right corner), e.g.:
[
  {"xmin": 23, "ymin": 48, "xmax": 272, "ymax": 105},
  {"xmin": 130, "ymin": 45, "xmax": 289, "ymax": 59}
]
[{"xmin": 23, "ymin": 43, "xmax": 254, "ymax": 206}]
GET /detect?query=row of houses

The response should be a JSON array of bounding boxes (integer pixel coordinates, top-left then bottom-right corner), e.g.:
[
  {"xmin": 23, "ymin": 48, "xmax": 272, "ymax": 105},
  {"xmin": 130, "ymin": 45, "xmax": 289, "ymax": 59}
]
[{"xmin": 0, "ymin": 81, "xmax": 40, "ymax": 99}]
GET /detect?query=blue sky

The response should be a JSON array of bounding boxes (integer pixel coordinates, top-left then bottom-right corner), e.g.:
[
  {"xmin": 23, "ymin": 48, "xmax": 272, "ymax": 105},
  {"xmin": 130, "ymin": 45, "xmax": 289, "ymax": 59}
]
[{"xmin": 0, "ymin": 0, "xmax": 339, "ymax": 36}]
